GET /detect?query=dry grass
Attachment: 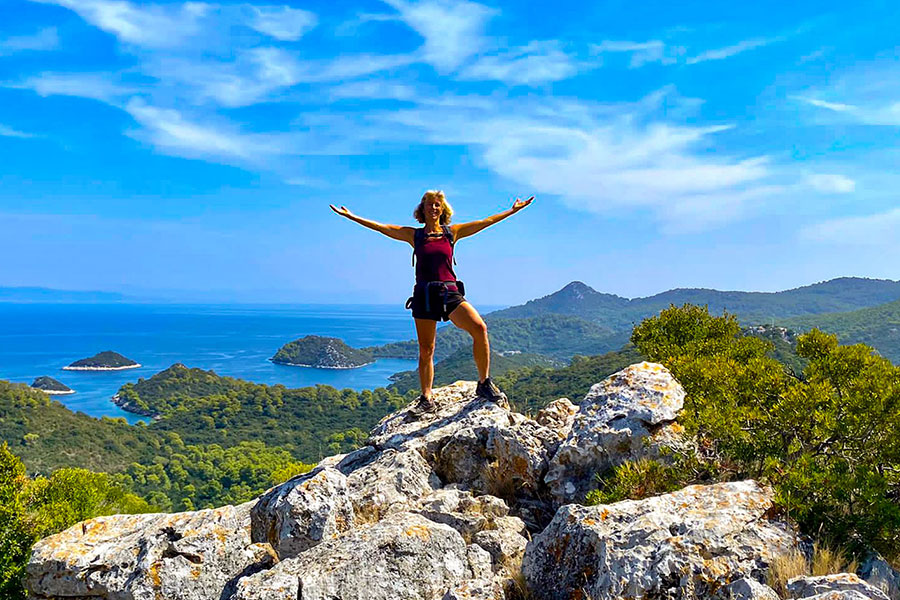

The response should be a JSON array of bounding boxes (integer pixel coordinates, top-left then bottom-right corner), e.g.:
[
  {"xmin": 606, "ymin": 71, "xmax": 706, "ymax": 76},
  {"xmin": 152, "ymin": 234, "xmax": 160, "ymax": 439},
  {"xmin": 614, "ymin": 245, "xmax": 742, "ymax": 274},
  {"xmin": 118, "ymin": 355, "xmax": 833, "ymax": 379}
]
[
  {"xmin": 481, "ymin": 460, "xmax": 518, "ymax": 505},
  {"xmin": 767, "ymin": 542, "xmax": 858, "ymax": 596}
]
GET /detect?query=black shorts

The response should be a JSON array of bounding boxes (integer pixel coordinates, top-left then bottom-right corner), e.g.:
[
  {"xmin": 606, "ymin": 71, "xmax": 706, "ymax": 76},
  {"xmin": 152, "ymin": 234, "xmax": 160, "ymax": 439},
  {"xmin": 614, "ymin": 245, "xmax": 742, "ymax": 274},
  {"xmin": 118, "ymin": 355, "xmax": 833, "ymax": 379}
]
[{"xmin": 407, "ymin": 282, "xmax": 466, "ymax": 322}]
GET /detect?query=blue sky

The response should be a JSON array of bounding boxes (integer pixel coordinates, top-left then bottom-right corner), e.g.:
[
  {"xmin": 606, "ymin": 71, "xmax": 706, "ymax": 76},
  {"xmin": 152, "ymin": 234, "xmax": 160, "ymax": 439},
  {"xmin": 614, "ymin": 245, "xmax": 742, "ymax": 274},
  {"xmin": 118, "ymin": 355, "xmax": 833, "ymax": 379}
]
[{"xmin": 1, "ymin": 0, "xmax": 898, "ymax": 304}]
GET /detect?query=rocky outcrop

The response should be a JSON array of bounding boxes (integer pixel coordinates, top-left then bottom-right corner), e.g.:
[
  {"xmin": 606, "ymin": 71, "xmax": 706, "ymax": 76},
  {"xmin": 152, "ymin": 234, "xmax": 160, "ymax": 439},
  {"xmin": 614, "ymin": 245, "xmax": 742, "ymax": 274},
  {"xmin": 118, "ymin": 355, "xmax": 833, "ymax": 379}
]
[
  {"xmin": 788, "ymin": 574, "xmax": 891, "ymax": 600},
  {"xmin": 232, "ymin": 512, "xmax": 472, "ymax": 600},
  {"xmin": 27, "ymin": 363, "xmax": 816, "ymax": 600},
  {"xmin": 522, "ymin": 480, "xmax": 798, "ymax": 600},
  {"xmin": 859, "ymin": 553, "xmax": 900, "ymax": 600},
  {"xmin": 545, "ymin": 361, "xmax": 690, "ymax": 503},
  {"xmin": 27, "ymin": 502, "xmax": 273, "ymax": 600},
  {"xmin": 725, "ymin": 577, "xmax": 781, "ymax": 600}
]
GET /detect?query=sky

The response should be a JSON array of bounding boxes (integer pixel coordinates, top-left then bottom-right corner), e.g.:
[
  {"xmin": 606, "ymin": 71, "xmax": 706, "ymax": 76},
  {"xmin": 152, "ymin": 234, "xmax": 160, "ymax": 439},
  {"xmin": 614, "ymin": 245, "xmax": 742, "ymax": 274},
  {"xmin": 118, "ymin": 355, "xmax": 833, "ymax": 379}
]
[{"xmin": 0, "ymin": 0, "xmax": 898, "ymax": 305}]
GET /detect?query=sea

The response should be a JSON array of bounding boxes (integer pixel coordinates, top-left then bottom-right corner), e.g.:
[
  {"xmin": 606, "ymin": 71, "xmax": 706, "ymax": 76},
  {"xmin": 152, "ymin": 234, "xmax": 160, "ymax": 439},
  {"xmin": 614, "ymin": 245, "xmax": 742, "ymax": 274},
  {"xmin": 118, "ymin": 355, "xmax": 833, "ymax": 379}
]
[{"xmin": 0, "ymin": 303, "xmax": 501, "ymax": 424}]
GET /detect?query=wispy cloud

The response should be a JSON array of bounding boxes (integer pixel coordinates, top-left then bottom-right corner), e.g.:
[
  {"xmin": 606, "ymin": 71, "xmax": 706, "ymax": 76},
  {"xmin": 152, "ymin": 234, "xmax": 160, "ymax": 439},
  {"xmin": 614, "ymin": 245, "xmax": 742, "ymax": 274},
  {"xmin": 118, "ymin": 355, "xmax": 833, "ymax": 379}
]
[
  {"xmin": 8, "ymin": 72, "xmax": 137, "ymax": 103},
  {"xmin": 459, "ymin": 41, "xmax": 578, "ymax": 85},
  {"xmin": 792, "ymin": 63, "xmax": 900, "ymax": 126},
  {"xmin": 805, "ymin": 173, "xmax": 855, "ymax": 194},
  {"xmin": 380, "ymin": 0, "xmax": 497, "ymax": 72},
  {"xmin": 686, "ymin": 36, "xmax": 780, "ymax": 64},
  {"xmin": 802, "ymin": 207, "xmax": 900, "ymax": 246},
  {"xmin": 32, "ymin": 0, "xmax": 318, "ymax": 48},
  {"xmin": 247, "ymin": 6, "xmax": 318, "ymax": 42},
  {"xmin": 0, "ymin": 124, "xmax": 36, "ymax": 138},
  {"xmin": 375, "ymin": 90, "xmax": 777, "ymax": 231},
  {"xmin": 793, "ymin": 96, "xmax": 857, "ymax": 112},
  {"xmin": 0, "ymin": 27, "xmax": 60, "ymax": 55},
  {"xmin": 591, "ymin": 40, "xmax": 677, "ymax": 68}
]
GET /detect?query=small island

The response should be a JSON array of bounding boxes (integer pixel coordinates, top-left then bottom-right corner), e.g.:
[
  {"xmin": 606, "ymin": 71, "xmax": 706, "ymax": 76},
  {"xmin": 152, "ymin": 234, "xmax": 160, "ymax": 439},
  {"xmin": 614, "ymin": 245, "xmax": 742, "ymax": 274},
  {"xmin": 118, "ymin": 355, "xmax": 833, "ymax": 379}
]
[
  {"xmin": 63, "ymin": 350, "xmax": 141, "ymax": 371},
  {"xmin": 271, "ymin": 335, "xmax": 374, "ymax": 369},
  {"xmin": 30, "ymin": 376, "xmax": 75, "ymax": 395}
]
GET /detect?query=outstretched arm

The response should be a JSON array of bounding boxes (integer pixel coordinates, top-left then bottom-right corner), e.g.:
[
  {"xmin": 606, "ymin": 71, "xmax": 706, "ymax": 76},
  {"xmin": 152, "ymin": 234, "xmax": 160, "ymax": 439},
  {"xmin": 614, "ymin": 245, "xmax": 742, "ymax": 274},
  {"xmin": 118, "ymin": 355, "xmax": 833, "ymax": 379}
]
[
  {"xmin": 329, "ymin": 205, "xmax": 415, "ymax": 245},
  {"xmin": 451, "ymin": 196, "xmax": 534, "ymax": 241}
]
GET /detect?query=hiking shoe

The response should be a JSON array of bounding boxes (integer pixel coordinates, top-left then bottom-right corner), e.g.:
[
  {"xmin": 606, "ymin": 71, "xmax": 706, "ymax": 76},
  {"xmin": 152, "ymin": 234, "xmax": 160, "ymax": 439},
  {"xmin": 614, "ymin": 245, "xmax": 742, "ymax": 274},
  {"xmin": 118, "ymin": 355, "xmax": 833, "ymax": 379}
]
[
  {"xmin": 476, "ymin": 377, "xmax": 503, "ymax": 402},
  {"xmin": 409, "ymin": 394, "xmax": 436, "ymax": 415}
]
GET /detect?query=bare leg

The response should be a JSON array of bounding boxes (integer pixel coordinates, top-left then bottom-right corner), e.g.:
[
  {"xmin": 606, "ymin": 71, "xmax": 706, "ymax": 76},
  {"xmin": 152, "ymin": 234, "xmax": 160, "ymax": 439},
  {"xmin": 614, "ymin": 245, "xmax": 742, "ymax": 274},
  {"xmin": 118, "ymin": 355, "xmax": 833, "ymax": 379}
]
[
  {"xmin": 448, "ymin": 302, "xmax": 490, "ymax": 382},
  {"xmin": 414, "ymin": 318, "xmax": 437, "ymax": 399}
]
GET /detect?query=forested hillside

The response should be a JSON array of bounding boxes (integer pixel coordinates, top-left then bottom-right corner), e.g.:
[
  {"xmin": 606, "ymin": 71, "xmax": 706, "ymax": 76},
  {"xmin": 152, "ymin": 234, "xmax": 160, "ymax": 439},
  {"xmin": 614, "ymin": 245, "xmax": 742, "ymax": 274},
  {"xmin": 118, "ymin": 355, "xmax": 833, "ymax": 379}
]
[{"xmin": 783, "ymin": 298, "xmax": 900, "ymax": 363}]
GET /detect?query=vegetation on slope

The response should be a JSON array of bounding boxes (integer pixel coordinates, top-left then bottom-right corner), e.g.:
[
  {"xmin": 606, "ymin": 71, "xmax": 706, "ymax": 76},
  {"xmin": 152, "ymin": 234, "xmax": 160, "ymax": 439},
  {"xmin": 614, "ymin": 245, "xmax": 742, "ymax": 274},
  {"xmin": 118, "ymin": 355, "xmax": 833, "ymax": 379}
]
[
  {"xmin": 589, "ymin": 304, "xmax": 900, "ymax": 559},
  {"xmin": 271, "ymin": 335, "xmax": 374, "ymax": 368},
  {"xmin": 783, "ymin": 298, "xmax": 900, "ymax": 364},
  {"xmin": 388, "ymin": 349, "xmax": 564, "ymax": 394},
  {"xmin": 0, "ymin": 443, "xmax": 150, "ymax": 600},
  {"xmin": 66, "ymin": 350, "xmax": 137, "ymax": 368}
]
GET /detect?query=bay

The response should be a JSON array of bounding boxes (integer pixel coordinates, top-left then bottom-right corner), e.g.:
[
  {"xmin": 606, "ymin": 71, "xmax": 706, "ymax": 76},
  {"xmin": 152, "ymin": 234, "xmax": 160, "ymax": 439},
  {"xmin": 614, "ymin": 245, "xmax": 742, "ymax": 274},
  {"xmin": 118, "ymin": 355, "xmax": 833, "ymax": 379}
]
[{"xmin": 0, "ymin": 303, "xmax": 500, "ymax": 423}]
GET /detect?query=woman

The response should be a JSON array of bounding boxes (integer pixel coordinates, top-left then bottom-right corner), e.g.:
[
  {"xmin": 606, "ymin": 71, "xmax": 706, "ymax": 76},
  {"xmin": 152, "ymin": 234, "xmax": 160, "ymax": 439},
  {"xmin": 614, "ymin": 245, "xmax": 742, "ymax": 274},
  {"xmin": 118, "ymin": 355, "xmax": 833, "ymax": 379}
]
[{"xmin": 329, "ymin": 190, "xmax": 534, "ymax": 411}]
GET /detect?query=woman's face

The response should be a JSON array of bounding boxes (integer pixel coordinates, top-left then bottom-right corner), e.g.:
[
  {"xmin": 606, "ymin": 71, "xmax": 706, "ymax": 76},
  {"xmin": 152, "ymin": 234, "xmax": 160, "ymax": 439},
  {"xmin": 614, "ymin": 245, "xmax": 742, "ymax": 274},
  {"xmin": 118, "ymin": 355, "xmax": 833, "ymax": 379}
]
[{"xmin": 426, "ymin": 199, "xmax": 443, "ymax": 221}]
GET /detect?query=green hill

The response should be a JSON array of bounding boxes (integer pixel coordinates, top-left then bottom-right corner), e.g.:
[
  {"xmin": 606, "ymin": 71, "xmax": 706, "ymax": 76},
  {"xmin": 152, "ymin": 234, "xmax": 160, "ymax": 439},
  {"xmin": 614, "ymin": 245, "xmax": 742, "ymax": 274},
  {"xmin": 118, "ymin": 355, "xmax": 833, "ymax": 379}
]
[
  {"xmin": 271, "ymin": 335, "xmax": 374, "ymax": 368},
  {"xmin": 489, "ymin": 277, "xmax": 900, "ymax": 330},
  {"xmin": 782, "ymin": 299, "xmax": 900, "ymax": 363},
  {"xmin": 388, "ymin": 349, "xmax": 564, "ymax": 394}
]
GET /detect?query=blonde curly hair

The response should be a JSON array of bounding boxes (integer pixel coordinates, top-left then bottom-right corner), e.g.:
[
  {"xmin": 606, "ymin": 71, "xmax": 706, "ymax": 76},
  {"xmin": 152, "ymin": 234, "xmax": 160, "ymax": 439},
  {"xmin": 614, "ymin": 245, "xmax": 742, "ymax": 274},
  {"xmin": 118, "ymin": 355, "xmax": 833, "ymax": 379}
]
[{"xmin": 414, "ymin": 190, "xmax": 453, "ymax": 224}]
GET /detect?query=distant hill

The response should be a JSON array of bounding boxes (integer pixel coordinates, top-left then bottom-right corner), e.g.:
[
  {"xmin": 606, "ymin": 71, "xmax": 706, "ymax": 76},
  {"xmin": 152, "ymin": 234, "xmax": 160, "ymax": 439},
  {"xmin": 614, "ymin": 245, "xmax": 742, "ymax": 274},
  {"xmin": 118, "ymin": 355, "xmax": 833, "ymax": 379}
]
[
  {"xmin": 0, "ymin": 286, "xmax": 125, "ymax": 303},
  {"xmin": 271, "ymin": 336, "xmax": 374, "ymax": 369},
  {"xmin": 488, "ymin": 278, "xmax": 900, "ymax": 330},
  {"xmin": 782, "ymin": 298, "xmax": 900, "ymax": 363},
  {"xmin": 64, "ymin": 351, "xmax": 140, "ymax": 371}
]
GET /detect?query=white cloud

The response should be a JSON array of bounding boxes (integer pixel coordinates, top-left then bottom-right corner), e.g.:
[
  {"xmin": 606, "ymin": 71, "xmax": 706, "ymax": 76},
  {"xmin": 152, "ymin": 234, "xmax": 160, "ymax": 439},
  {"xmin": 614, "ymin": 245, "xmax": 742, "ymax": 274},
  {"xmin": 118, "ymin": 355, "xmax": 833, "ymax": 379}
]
[
  {"xmin": 805, "ymin": 173, "xmax": 855, "ymax": 194},
  {"xmin": 329, "ymin": 80, "xmax": 417, "ymax": 101},
  {"xmin": 686, "ymin": 36, "xmax": 779, "ymax": 64},
  {"xmin": 33, "ymin": 0, "xmax": 212, "ymax": 48},
  {"xmin": 32, "ymin": 0, "xmax": 317, "ymax": 48},
  {"xmin": 376, "ymin": 91, "xmax": 776, "ymax": 231},
  {"xmin": 124, "ymin": 99, "xmax": 282, "ymax": 160},
  {"xmin": 9, "ymin": 72, "xmax": 136, "ymax": 103},
  {"xmin": 801, "ymin": 207, "xmax": 900, "ymax": 246},
  {"xmin": 248, "ymin": 6, "xmax": 317, "ymax": 41},
  {"xmin": 459, "ymin": 41, "xmax": 578, "ymax": 85},
  {"xmin": 381, "ymin": 0, "xmax": 497, "ymax": 71},
  {"xmin": 0, "ymin": 27, "xmax": 60, "ymax": 55},
  {"xmin": 591, "ymin": 40, "xmax": 676, "ymax": 68},
  {"xmin": 793, "ymin": 96, "xmax": 857, "ymax": 112},
  {"xmin": 0, "ymin": 124, "xmax": 35, "ymax": 138}
]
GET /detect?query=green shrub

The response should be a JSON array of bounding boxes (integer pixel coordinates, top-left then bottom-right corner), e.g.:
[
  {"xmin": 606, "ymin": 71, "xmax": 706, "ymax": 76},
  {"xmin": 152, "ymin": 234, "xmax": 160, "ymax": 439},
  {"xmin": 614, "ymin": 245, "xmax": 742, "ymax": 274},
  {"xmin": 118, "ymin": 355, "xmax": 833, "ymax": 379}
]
[{"xmin": 626, "ymin": 304, "xmax": 900, "ymax": 557}]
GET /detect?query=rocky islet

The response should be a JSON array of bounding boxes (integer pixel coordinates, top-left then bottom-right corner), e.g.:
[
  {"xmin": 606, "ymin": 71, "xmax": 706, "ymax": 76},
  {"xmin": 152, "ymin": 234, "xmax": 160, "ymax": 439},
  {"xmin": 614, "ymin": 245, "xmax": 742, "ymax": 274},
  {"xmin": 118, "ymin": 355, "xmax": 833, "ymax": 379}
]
[{"xmin": 25, "ymin": 362, "xmax": 900, "ymax": 600}]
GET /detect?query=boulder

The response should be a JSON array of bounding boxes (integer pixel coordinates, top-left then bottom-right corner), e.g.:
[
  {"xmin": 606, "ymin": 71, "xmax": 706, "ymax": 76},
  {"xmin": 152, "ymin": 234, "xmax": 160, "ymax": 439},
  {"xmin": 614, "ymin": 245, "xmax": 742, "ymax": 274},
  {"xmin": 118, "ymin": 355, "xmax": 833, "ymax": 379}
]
[
  {"xmin": 27, "ymin": 503, "xmax": 273, "ymax": 600},
  {"xmin": 724, "ymin": 577, "xmax": 781, "ymax": 600},
  {"xmin": 369, "ymin": 381, "xmax": 558, "ymax": 500},
  {"xmin": 339, "ymin": 447, "xmax": 441, "ymax": 520},
  {"xmin": 416, "ymin": 488, "xmax": 510, "ymax": 541},
  {"xmin": 788, "ymin": 574, "xmax": 891, "ymax": 600},
  {"xmin": 250, "ymin": 467, "xmax": 354, "ymax": 559},
  {"xmin": 442, "ymin": 578, "xmax": 504, "ymax": 600},
  {"xmin": 859, "ymin": 553, "xmax": 900, "ymax": 600},
  {"xmin": 534, "ymin": 397, "xmax": 578, "ymax": 436},
  {"xmin": 523, "ymin": 480, "xmax": 798, "ymax": 600},
  {"xmin": 229, "ymin": 512, "xmax": 472, "ymax": 600},
  {"xmin": 545, "ymin": 361, "xmax": 690, "ymax": 503}
]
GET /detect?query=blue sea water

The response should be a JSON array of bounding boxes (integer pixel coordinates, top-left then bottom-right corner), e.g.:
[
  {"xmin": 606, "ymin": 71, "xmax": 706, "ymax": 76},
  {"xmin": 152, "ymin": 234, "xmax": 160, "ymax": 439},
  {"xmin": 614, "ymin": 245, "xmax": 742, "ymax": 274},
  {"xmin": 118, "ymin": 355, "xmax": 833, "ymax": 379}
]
[{"xmin": 0, "ymin": 303, "xmax": 499, "ymax": 423}]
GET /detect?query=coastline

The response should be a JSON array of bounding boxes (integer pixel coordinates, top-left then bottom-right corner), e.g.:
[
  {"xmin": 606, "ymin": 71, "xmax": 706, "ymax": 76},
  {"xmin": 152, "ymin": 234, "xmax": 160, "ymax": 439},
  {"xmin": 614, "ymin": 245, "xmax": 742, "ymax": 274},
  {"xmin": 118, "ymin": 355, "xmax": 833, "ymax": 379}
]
[
  {"xmin": 35, "ymin": 388, "xmax": 76, "ymax": 395},
  {"xmin": 63, "ymin": 363, "xmax": 142, "ymax": 371},
  {"xmin": 269, "ymin": 358, "xmax": 375, "ymax": 370},
  {"xmin": 111, "ymin": 393, "xmax": 158, "ymax": 418}
]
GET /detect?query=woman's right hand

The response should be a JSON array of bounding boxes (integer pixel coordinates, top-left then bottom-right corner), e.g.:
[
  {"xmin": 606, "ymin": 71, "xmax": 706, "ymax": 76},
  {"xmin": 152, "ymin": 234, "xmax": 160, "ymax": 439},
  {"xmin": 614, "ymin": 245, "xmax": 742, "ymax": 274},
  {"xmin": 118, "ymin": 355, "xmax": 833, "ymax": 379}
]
[{"xmin": 329, "ymin": 205, "xmax": 353, "ymax": 219}]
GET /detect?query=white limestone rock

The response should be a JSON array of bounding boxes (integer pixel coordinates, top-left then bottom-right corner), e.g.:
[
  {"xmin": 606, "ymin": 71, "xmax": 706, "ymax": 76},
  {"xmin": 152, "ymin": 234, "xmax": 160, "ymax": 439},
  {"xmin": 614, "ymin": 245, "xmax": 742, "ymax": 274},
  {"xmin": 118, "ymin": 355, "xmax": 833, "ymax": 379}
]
[
  {"xmin": 26, "ymin": 503, "xmax": 272, "ymax": 600},
  {"xmin": 534, "ymin": 397, "xmax": 578, "ymax": 437},
  {"xmin": 442, "ymin": 578, "xmax": 504, "ymax": 600},
  {"xmin": 250, "ymin": 467, "xmax": 354, "ymax": 559},
  {"xmin": 339, "ymin": 447, "xmax": 441, "ymax": 520},
  {"xmin": 725, "ymin": 577, "xmax": 782, "ymax": 600},
  {"xmin": 522, "ymin": 480, "xmax": 798, "ymax": 600},
  {"xmin": 545, "ymin": 361, "xmax": 690, "ymax": 503},
  {"xmin": 229, "ymin": 512, "xmax": 472, "ymax": 600},
  {"xmin": 788, "ymin": 574, "xmax": 891, "ymax": 600}
]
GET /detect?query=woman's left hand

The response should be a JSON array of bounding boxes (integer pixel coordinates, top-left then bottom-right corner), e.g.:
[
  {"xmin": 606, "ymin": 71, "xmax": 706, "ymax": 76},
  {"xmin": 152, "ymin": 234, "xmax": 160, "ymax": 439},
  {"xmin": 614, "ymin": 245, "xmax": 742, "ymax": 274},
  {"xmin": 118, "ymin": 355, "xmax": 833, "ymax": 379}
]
[{"xmin": 512, "ymin": 196, "xmax": 535, "ymax": 212}]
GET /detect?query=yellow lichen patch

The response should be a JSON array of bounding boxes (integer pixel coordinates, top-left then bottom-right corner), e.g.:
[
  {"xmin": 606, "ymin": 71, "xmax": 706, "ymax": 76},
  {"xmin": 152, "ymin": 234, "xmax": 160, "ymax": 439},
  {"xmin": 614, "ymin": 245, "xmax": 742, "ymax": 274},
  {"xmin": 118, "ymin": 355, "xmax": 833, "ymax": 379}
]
[
  {"xmin": 582, "ymin": 519, "xmax": 597, "ymax": 526},
  {"xmin": 403, "ymin": 525, "xmax": 432, "ymax": 541},
  {"xmin": 600, "ymin": 509, "xmax": 610, "ymax": 521},
  {"xmin": 148, "ymin": 562, "xmax": 162, "ymax": 587}
]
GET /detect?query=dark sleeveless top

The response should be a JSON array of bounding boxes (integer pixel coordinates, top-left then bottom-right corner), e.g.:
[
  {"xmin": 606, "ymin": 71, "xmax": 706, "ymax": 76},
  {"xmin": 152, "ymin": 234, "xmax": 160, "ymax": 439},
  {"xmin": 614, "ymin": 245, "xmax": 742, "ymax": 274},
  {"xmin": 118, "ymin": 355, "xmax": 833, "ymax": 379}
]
[{"xmin": 414, "ymin": 227, "xmax": 456, "ymax": 284}]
